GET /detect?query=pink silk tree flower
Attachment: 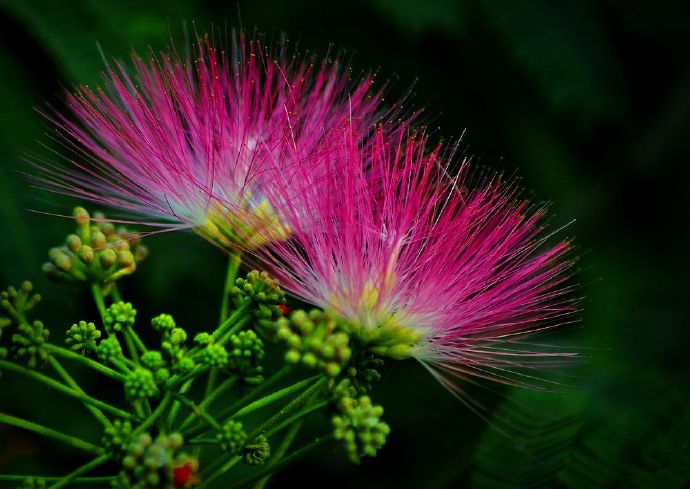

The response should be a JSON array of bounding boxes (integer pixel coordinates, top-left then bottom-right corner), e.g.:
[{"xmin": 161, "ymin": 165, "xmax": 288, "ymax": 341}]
[
  {"xmin": 253, "ymin": 127, "xmax": 578, "ymax": 396},
  {"xmin": 32, "ymin": 33, "xmax": 393, "ymax": 251}
]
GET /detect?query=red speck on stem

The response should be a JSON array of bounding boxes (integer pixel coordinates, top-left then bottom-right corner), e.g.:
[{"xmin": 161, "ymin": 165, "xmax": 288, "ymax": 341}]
[{"xmin": 278, "ymin": 304, "xmax": 290, "ymax": 316}]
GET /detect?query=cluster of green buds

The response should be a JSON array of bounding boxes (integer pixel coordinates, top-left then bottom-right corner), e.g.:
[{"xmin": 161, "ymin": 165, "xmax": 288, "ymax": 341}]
[
  {"xmin": 125, "ymin": 367, "xmax": 160, "ymax": 400},
  {"xmin": 276, "ymin": 310, "xmax": 352, "ymax": 377},
  {"xmin": 96, "ymin": 336, "xmax": 124, "ymax": 364},
  {"xmin": 113, "ymin": 432, "xmax": 195, "ymax": 489},
  {"xmin": 226, "ymin": 330, "xmax": 265, "ymax": 384},
  {"xmin": 104, "ymin": 301, "xmax": 137, "ymax": 334},
  {"xmin": 194, "ymin": 332, "xmax": 229, "ymax": 367},
  {"xmin": 330, "ymin": 353, "xmax": 385, "ymax": 400},
  {"xmin": 65, "ymin": 320, "xmax": 101, "ymax": 354},
  {"xmin": 229, "ymin": 270, "xmax": 287, "ymax": 320},
  {"xmin": 216, "ymin": 419, "xmax": 247, "ymax": 454},
  {"xmin": 103, "ymin": 419, "xmax": 134, "ymax": 456},
  {"xmin": 1, "ymin": 281, "xmax": 43, "ymax": 364},
  {"xmin": 154, "ymin": 315, "xmax": 195, "ymax": 375},
  {"xmin": 332, "ymin": 395, "xmax": 390, "ymax": 463},
  {"xmin": 42, "ymin": 207, "xmax": 147, "ymax": 290}
]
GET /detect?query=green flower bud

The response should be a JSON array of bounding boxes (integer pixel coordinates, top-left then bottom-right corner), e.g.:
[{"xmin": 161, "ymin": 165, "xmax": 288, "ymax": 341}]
[
  {"xmin": 96, "ymin": 337, "xmax": 123, "ymax": 364},
  {"xmin": 332, "ymin": 395, "xmax": 390, "ymax": 463},
  {"xmin": 124, "ymin": 368, "xmax": 159, "ymax": 400},
  {"xmin": 169, "ymin": 328, "xmax": 187, "ymax": 345},
  {"xmin": 90, "ymin": 231, "xmax": 106, "ymax": 250},
  {"xmin": 103, "ymin": 301, "xmax": 136, "ymax": 333},
  {"xmin": 141, "ymin": 350, "xmax": 164, "ymax": 369},
  {"xmin": 242, "ymin": 435, "xmax": 270, "ymax": 465},
  {"xmin": 151, "ymin": 313, "xmax": 176, "ymax": 332},
  {"xmin": 65, "ymin": 234, "xmax": 82, "ymax": 252},
  {"xmin": 117, "ymin": 250, "xmax": 135, "ymax": 267},
  {"xmin": 230, "ymin": 270, "xmax": 286, "ymax": 320},
  {"xmin": 217, "ymin": 420, "xmax": 246, "ymax": 454},
  {"xmin": 65, "ymin": 320, "xmax": 101, "ymax": 353},
  {"xmin": 78, "ymin": 245, "xmax": 94, "ymax": 264},
  {"xmin": 276, "ymin": 310, "xmax": 352, "ymax": 377},
  {"xmin": 135, "ymin": 245, "xmax": 149, "ymax": 261},
  {"xmin": 173, "ymin": 355, "xmax": 196, "ymax": 375},
  {"xmin": 228, "ymin": 330, "xmax": 264, "ymax": 372},
  {"xmin": 199, "ymin": 343, "xmax": 228, "ymax": 367},
  {"xmin": 194, "ymin": 332, "xmax": 212, "ymax": 346},
  {"xmin": 116, "ymin": 432, "xmax": 191, "ymax": 489},
  {"xmin": 154, "ymin": 367, "xmax": 170, "ymax": 384},
  {"xmin": 99, "ymin": 248, "xmax": 117, "ymax": 268},
  {"xmin": 103, "ymin": 419, "xmax": 132, "ymax": 455},
  {"xmin": 12, "ymin": 320, "xmax": 50, "ymax": 369}
]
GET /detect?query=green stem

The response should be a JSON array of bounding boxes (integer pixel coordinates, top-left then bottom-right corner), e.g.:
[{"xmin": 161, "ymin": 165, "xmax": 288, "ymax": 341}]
[
  {"xmin": 167, "ymin": 379, "xmax": 194, "ymax": 431},
  {"xmin": 213, "ymin": 366, "xmax": 293, "ymax": 422},
  {"xmin": 183, "ymin": 368, "xmax": 301, "ymax": 440},
  {"xmin": 198, "ymin": 455, "xmax": 242, "ymax": 489},
  {"xmin": 111, "ymin": 285, "xmax": 123, "ymax": 302},
  {"xmin": 186, "ymin": 438, "xmax": 219, "ymax": 445},
  {"xmin": 46, "ymin": 454, "xmax": 111, "ymax": 489},
  {"xmin": 253, "ymin": 420, "xmax": 304, "ymax": 489},
  {"xmin": 234, "ymin": 376, "xmax": 320, "ymax": 418},
  {"xmin": 0, "ymin": 359, "xmax": 135, "ymax": 420},
  {"xmin": 48, "ymin": 356, "xmax": 112, "ymax": 429},
  {"xmin": 132, "ymin": 392, "xmax": 171, "ymax": 437},
  {"xmin": 0, "ymin": 412, "xmax": 103, "ymax": 454},
  {"xmin": 264, "ymin": 399, "xmax": 328, "ymax": 439},
  {"xmin": 0, "ymin": 475, "xmax": 113, "ymax": 484},
  {"xmin": 168, "ymin": 391, "xmax": 222, "ymax": 431},
  {"xmin": 123, "ymin": 328, "xmax": 141, "ymax": 364},
  {"xmin": 210, "ymin": 301, "xmax": 251, "ymax": 346},
  {"xmin": 226, "ymin": 435, "xmax": 334, "ymax": 489},
  {"xmin": 45, "ymin": 344, "xmax": 125, "ymax": 382},
  {"xmin": 219, "ymin": 251, "xmax": 242, "ymax": 324},
  {"xmin": 245, "ymin": 377, "xmax": 327, "ymax": 442},
  {"xmin": 217, "ymin": 316, "xmax": 253, "ymax": 346},
  {"xmin": 179, "ymin": 376, "xmax": 237, "ymax": 433},
  {"xmin": 90, "ymin": 283, "xmax": 107, "ymax": 319},
  {"xmin": 204, "ymin": 367, "xmax": 219, "ymax": 407}
]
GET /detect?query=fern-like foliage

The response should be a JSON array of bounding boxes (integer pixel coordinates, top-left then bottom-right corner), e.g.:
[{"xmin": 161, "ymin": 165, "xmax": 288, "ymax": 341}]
[{"xmin": 472, "ymin": 376, "xmax": 690, "ymax": 489}]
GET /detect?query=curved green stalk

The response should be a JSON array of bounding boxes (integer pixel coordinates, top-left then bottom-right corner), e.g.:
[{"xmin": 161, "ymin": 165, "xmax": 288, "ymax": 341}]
[
  {"xmin": 0, "ymin": 359, "xmax": 135, "ymax": 420},
  {"xmin": 46, "ymin": 454, "xmax": 111, "ymax": 489},
  {"xmin": 179, "ymin": 376, "xmax": 238, "ymax": 432},
  {"xmin": 233, "ymin": 376, "xmax": 320, "ymax": 418},
  {"xmin": 0, "ymin": 475, "xmax": 113, "ymax": 485},
  {"xmin": 219, "ymin": 251, "xmax": 243, "ymax": 324},
  {"xmin": 48, "ymin": 356, "xmax": 112, "ymax": 429},
  {"xmin": 0, "ymin": 412, "xmax": 103, "ymax": 455},
  {"xmin": 132, "ymin": 392, "xmax": 171, "ymax": 437},
  {"xmin": 44, "ymin": 344, "xmax": 125, "ymax": 382}
]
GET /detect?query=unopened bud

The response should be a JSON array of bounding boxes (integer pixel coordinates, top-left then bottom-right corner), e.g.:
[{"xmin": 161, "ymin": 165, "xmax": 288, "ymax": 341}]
[
  {"xmin": 65, "ymin": 234, "xmax": 82, "ymax": 252},
  {"xmin": 73, "ymin": 207, "xmax": 90, "ymax": 222},
  {"xmin": 53, "ymin": 253, "xmax": 72, "ymax": 272},
  {"xmin": 114, "ymin": 239, "xmax": 130, "ymax": 252},
  {"xmin": 135, "ymin": 245, "xmax": 149, "ymax": 261},
  {"xmin": 90, "ymin": 231, "xmax": 106, "ymax": 250},
  {"xmin": 100, "ymin": 248, "xmax": 117, "ymax": 268},
  {"xmin": 117, "ymin": 250, "xmax": 135, "ymax": 267},
  {"xmin": 78, "ymin": 246, "xmax": 94, "ymax": 264}
]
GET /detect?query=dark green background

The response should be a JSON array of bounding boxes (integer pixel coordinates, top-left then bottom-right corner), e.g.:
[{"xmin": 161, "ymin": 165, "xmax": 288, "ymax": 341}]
[{"xmin": 0, "ymin": 0, "xmax": 688, "ymax": 487}]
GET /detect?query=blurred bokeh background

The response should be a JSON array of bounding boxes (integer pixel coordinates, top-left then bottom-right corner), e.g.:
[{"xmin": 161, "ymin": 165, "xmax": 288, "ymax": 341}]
[{"xmin": 0, "ymin": 0, "xmax": 688, "ymax": 487}]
